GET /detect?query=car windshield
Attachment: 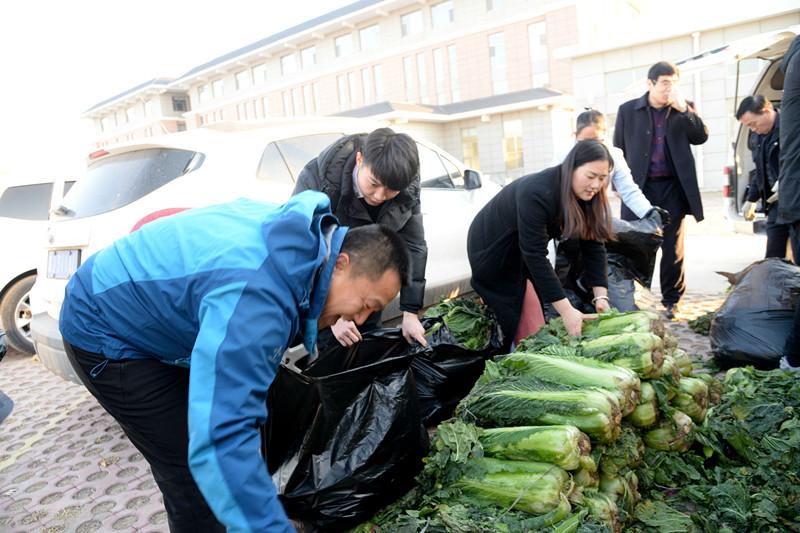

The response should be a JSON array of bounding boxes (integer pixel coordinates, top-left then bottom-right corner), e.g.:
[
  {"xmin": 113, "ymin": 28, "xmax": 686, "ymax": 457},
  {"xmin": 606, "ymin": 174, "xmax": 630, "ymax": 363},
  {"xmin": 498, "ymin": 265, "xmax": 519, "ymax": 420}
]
[{"xmin": 59, "ymin": 148, "xmax": 200, "ymax": 218}]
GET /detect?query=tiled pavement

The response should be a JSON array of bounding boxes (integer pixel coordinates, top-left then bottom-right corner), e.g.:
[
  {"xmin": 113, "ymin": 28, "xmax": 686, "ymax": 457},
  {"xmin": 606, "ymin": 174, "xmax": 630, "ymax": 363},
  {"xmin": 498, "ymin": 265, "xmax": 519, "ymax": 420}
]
[
  {"xmin": 0, "ymin": 284, "xmax": 727, "ymax": 532},
  {"xmin": 0, "ymin": 353, "xmax": 167, "ymax": 533}
]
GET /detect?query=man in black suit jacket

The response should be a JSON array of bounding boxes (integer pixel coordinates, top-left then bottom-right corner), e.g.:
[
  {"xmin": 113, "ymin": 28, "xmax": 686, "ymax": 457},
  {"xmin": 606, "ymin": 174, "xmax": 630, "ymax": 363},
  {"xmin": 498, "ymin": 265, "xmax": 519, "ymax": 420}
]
[{"xmin": 613, "ymin": 61, "xmax": 708, "ymax": 319}]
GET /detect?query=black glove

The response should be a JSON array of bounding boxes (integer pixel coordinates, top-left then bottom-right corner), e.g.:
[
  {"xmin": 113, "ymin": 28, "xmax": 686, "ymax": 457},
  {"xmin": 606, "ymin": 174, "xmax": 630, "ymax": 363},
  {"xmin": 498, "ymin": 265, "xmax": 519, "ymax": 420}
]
[{"xmin": 646, "ymin": 206, "xmax": 671, "ymax": 228}]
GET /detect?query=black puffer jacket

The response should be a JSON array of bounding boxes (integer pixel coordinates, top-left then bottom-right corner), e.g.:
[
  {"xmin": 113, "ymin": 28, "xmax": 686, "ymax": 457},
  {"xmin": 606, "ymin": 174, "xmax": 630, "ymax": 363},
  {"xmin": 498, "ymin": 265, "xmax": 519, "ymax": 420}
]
[
  {"xmin": 745, "ymin": 111, "xmax": 780, "ymax": 207},
  {"xmin": 293, "ymin": 133, "xmax": 428, "ymax": 313}
]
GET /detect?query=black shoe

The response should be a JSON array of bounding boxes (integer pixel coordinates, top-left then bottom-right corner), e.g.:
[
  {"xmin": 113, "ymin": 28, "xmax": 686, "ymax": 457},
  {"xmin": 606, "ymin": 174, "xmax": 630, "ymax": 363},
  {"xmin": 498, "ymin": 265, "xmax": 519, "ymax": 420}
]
[{"xmin": 663, "ymin": 304, "xmax": 677, "ymax": 320}]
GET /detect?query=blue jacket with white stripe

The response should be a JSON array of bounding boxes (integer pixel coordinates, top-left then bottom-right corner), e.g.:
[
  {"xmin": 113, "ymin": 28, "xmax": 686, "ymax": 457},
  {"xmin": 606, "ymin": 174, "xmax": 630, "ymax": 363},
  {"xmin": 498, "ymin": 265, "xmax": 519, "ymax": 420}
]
[{"xmin": 60, "ymin": 191, "xmax": 346, "ymax": 532}]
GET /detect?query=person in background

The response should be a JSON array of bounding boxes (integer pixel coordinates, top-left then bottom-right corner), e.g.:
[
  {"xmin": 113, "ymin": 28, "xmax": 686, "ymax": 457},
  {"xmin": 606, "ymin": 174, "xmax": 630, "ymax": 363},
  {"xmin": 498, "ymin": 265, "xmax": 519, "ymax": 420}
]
[
  {"xmin": 293, "ymin": 127, "xmax": 428, "ymax": 348},
  {"xmin": 468, "ymin": 140, "xmax": 614, "ymax": 347},
  {"xmin": 550, "ymin": 110, "xmax": 669, "ymax": 312},
  {"xmin": 567, "ymin": 109, "xmax": 669, "ymax": 224},
  {"xmin": 736, "ymin": 95, "xmax": 798, "ymax": 260},
  {"xmin": 613, "ymin": 61, "xmax": 709, "ymax": 320},
  {"xmin": 59, "ymin": 192, "xmax": 410, "ymax": 532},
  {"xmin": 777, "ymin": 35, "xmax": 800, "ymax": 372}
]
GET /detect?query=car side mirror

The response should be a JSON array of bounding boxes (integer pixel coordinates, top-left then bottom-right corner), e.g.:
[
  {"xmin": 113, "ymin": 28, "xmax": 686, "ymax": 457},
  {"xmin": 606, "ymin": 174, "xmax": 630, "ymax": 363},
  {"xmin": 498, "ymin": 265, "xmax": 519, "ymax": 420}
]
[{"xmin": 463, "ymin": 169, "xmax": 482, "ymax": 190}]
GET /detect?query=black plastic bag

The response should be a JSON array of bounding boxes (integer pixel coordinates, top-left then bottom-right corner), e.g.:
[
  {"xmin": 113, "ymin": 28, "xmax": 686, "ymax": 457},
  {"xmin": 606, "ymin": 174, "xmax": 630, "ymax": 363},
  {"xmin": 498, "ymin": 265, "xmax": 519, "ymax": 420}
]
[
  {"xmin": 412, "ymin": 316, "xmax": 502, "ymax": 426},
  {"xmin": 606, "ymin": 216, "xmax": 663, "ymax": 288},
  {"xmin": 605, "ymin": 260, "xmax": 637, "ymax": 311},
  {"xmin": 264, "ymin": 331, "xmax": 428, "ymax": 532},
  {"xmin": 553, "ymin": 216, "xmax": 662, "ymax": 314},
  {"xmin": 710, "ymin": 258, "xmax": 800, "ymax": 368}
]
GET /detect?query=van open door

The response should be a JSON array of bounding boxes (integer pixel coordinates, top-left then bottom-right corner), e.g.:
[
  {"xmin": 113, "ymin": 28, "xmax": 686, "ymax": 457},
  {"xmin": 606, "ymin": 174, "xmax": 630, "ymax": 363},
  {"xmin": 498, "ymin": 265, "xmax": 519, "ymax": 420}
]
[{"xmin": 675, "ymin": 25, "xmax": 799, "ymax": 232}]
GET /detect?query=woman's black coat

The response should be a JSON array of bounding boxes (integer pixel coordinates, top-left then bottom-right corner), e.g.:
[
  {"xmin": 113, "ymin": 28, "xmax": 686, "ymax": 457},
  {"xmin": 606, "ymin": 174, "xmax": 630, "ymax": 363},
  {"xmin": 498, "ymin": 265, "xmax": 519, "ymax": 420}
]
[{"xmin": 467, "ymin": 166, "xmax": 608, "ymax": 341}]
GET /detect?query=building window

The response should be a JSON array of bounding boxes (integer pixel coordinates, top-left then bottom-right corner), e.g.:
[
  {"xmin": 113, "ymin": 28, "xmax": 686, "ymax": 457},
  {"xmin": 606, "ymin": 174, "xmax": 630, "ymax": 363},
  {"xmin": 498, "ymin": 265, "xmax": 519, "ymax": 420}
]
[
  {"xmin": 433, "ymin": 48, "xmax": 446, "ymax": 105},
  {"xmin": 431, "ymin": 1, "xmax": 453, "ymax": 28},
  {"xmin": 486, "ymin": 0, "xmax": 503, "ymax": 10},
  {"xmin": 337, "ymin": 75, "xmax": 349, "ymax": 110},
  {"xmin": 605, "ymin": 66, "xmax": 648, "ymax": 95},
  {"xmin": 261, "ymin": 96, "xmax": 270, "ymax": 117},
  {"xmin": 303, "ymin": 85, "xmax": 314, "ymax": 114},
  {"xmin": 292, "ymin": 88, "xmax": 303, "ymax": 115},
  {"xmin": 361, "ymin": 68, "xmax": 372, "ymax": 104},
  {"xmin": 281, "ymin": 53, "xmax": 298, "ymax": 76},
  {"xmin": 448, "ymin": 45, "xmax": 460, "ymax": 102},
  {"xmin": 359, "ymin": 24, "xmax": 379, "ymax": 52},
  {"xmin": 172, "ymin": 97, "xmax": 188, "ymax": 112},
  {"xmin": 461, "ymin": 128, "xmax": 480, "ymax": 169},
  {"xmin": 417, "ymin": 53, "xmax": 428, "ymax": 104},
  {"xmin": 403, "ymin": 56, "xmax": 415, "ymax": 102},
  {"xmin": 503, "ymin": 119, "xmax": 524, "ymax": 170},
  {"xmin": 312, "ymin": 83, "xmax": 321, "ymax": 113},
  {"xmin": 235, "ymin": 70, "xmax": 252, "ymax": 91},
  {"xmin": 177, "ymin": 122, "xmax": 187, "ymax": 132},
  {"xmin": 489, "ymin": 32, "xmax": 508, "ymax": 94},
  {"xmin": 373, "ymin": 64, "xmax": 384, "ymax": 100},
  {"xmin": 198, "ymin": 85, "xmax": 210, "ymax": 104},
  {"xmin": 528, "ymin": 22, "xmax": 549, "ymax": 87},
  {"xmin": 252, "ymin": 63, "xmax": 267, "ymax": 84},
  {"xmin": 348, "ymin": 71, "xmax": 359, "ymax": 107},
  {"xmin": 237, "ymin": 102, "xmax": 249, "ymax": 120},
  {"xmin": 212, "ymin": 79, "xmax": 225, "ymax": 98},
  {"xmin": 401, "ymin": 10, "xmax": 423, "ymax": 37},
  {"xmin": 283, "ymin": 91, "xmax": 293, "ymax": 116},
  {"xmin": 335, "ymin": 33, "xmax": 353, "ymax": 58},
  {"xmin": 301, "ymin": 46, "xmax": 316, "ymax": 69}
]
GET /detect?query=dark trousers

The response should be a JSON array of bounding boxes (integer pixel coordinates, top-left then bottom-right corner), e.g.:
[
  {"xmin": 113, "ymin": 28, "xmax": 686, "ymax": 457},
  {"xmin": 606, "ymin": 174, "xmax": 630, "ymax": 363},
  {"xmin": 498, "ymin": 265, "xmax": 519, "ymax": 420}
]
[
  {"xmin": 785, "ymin": 221, "xmax": 800, "ymax": 365},
  {"xmin": 622, "ymin": 178, "xmax": 688, "ymax": 306},
  {"xmin": 64, "ymin": 342, "xmax": 226, "ymax": 533},
  {"xmin": 765, "ymin": 205, "xmax": 800, "ymax": 260}
]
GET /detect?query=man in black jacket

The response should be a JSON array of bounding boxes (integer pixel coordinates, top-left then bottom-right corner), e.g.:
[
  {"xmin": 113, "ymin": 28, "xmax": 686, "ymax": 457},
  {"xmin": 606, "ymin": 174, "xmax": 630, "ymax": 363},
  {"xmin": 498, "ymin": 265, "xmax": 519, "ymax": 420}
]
[
  {"xmin": 293, "ymin": 127, "xmax": 428, "ymax": 347},
  {"xmin": 737, "ymin": 95, "xmax": 798, "ymax": 259},
  {"xmin": 777, "ymin": 35, "xmax": 800, "ymax": 372},
  {"xmin": 613, "ymin": 61, "xmax": 708, "ymax": 319}
]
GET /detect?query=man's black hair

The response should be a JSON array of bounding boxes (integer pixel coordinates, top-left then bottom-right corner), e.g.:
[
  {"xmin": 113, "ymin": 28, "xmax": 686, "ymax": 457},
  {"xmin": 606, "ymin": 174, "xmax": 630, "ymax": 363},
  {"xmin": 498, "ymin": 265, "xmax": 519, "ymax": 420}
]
[
  {"xmin": 340, "ymin": 224, "xmax": 410, "ymax": 286},
  {"xmin": 648, "ymin": 61, "xmax": 679, "ymax": 82},
  {"xmin": 361, "ymin": 127, "xmax": 420, "ymax": 191},
  {"xmin": 736, "ymin": 95, "xmax": 773, "ymax": 119},
  {"xmin": 576, "ymin": 109, "xmax": 605, "ymax": 135}
]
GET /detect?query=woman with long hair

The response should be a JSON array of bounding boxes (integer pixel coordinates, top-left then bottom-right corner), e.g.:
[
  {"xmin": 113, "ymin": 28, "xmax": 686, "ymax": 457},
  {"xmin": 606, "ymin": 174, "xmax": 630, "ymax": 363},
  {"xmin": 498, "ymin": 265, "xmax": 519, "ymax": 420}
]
[{"xmin": 468, "ymin": 139, "xmax": 615, "ymax": 345}]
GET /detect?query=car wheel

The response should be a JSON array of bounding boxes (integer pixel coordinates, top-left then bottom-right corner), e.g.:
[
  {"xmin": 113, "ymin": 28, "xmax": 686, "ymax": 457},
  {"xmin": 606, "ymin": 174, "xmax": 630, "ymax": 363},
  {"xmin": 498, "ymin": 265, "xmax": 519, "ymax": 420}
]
[{"xmin": 0, "ymin": 275, "xmax": 36, "ymax": 355}]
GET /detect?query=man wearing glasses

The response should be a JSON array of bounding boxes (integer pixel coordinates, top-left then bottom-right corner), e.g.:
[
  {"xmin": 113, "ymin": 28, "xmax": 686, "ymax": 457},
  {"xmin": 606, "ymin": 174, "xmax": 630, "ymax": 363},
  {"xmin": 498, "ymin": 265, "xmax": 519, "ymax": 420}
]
[{"xmin": 613, "ymin": 61, "xmax": 708, "ymax": 319}]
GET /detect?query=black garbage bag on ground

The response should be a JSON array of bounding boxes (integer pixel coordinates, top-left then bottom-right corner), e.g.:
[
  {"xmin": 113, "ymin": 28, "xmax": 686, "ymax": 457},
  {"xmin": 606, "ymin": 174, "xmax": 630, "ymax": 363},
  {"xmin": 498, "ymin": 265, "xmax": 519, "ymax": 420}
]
[
  {"xmin": 412, "ymin": 316, "xmax": 503, "ymax": 426},
  {"xmin": 263, "ymin": 331, "xmax": 429, "ymax": 532},
  {"xmin": 551, "ymin": 216, "xmax": 663, "ymax": 317},
  {"xmin": 710, "ymin": 258, "xmax": 800, "ymax": 369}
]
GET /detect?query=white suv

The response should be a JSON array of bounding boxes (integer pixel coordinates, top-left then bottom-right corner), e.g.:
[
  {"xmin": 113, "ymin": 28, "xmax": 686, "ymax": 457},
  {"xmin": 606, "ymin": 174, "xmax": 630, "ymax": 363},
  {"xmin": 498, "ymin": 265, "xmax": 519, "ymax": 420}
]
[
  {"xmin": 0, "ymin": 177, "xmax": 74, "ymax": 353},
  {"xmin": 31, "ymin": 118, "xmax": 500, "ymax": 383}
]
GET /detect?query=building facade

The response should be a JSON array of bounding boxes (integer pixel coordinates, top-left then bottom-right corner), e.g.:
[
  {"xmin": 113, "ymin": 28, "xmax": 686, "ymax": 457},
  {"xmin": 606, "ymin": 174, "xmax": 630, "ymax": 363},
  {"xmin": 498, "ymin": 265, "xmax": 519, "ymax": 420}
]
[
  {"xmin": 563, "ymin": 0, "xmax": 800, "ymax": 190},
  {"xmin": 82, "ymin": 0, "xmax": 800, "ymax": 188}
]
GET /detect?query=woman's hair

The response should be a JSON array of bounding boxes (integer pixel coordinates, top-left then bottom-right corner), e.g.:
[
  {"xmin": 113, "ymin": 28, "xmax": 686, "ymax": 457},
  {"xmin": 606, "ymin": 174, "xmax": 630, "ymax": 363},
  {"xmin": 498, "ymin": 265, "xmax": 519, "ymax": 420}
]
[
  {"xmin": 559, "ymin": 139, "xmax": 615, "ymax": 242},
  {"xmin": 575, "ymin": 109, "xmax": 604, "ymax": 136}
]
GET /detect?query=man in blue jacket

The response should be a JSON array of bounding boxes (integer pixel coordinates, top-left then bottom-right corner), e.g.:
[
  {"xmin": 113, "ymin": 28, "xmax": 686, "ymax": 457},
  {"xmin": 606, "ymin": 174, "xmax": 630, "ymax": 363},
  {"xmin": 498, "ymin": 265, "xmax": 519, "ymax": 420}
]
[{"xmin": 59, "ymin": 191, "xmax": 410, "ymax": 532}]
